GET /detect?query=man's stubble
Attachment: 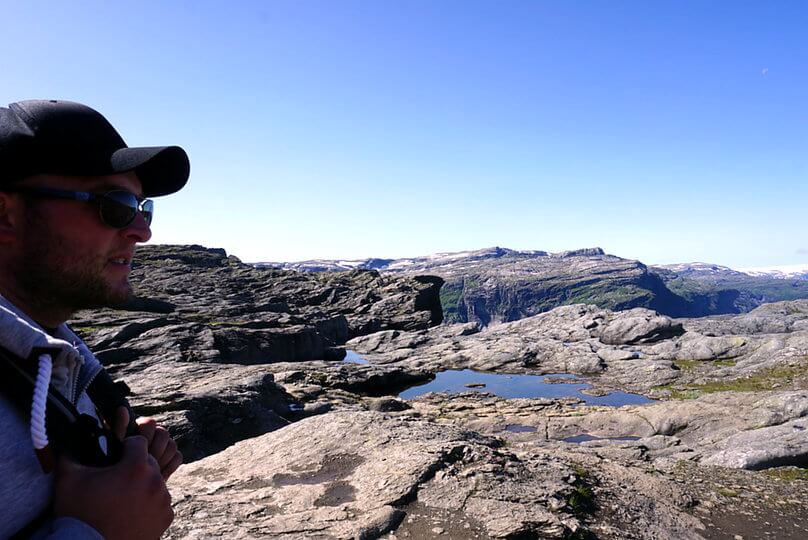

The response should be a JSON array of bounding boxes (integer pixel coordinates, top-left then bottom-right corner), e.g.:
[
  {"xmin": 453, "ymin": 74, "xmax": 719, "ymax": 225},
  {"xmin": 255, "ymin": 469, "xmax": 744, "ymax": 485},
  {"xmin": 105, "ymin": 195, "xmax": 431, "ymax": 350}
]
[{"xmin": 15, "ymin": 205, "xmax": 133, "ymax": 315}]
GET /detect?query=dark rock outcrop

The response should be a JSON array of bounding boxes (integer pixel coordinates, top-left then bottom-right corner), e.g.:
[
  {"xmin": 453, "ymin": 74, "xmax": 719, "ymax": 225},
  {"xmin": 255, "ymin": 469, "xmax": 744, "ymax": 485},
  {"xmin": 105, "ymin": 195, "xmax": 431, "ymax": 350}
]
[
  {"xmin": 127, "ymin": 244, "xmax": 443, "ymax": 337},
  {"xmin": 70, "ymin": 244, "xmax": 444, "ymax": 461}
]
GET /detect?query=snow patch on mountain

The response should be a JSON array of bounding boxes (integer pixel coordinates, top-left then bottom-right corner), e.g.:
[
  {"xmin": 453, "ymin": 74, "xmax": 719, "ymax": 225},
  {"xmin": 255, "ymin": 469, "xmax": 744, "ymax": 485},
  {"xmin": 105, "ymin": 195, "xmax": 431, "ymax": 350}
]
[
  {"xmin": 736, "ymin": 263, "xmax": 808, "ymax": 279},
  {"xmin": 656, "ymin": 262, "xmax": 739, "ymax": 275}
]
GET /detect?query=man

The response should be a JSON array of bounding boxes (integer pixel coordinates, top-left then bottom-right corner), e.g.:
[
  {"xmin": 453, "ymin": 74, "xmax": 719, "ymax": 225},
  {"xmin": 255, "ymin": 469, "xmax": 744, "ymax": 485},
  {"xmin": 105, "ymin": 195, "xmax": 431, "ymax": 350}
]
[{"xmin": 0, "ymin": 100, "xmax": 190, "ymax": 539}]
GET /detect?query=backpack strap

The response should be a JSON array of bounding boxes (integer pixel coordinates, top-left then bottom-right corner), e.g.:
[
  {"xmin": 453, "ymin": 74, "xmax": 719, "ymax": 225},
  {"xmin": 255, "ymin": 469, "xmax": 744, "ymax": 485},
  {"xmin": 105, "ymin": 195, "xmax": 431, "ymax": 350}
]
[
  {"xmin": 0, "ymin": 345, "xmax": 124, "ymax": 467},
  {"xmin": 87, "ymin": 368, "xmax": 139, "ymax": 438},
  {"xmin": 0, "ymin": 344, "xmax": 138, "ymax": 538}
]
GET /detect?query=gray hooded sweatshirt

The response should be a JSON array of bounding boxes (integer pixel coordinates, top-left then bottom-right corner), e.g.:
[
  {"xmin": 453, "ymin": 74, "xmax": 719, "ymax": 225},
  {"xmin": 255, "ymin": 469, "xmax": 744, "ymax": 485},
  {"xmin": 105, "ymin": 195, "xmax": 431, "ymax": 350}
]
[{"xmin": 0, "ymin": 295, "xmax": 104, "ymax": 539}]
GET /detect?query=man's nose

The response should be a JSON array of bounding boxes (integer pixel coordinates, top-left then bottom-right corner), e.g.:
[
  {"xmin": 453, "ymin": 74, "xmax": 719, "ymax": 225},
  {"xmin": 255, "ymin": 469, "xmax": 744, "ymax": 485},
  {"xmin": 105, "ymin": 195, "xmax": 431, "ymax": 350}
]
[{"xmin": 120, "ymin": 210, "xmax": 152, "ymax": 243}]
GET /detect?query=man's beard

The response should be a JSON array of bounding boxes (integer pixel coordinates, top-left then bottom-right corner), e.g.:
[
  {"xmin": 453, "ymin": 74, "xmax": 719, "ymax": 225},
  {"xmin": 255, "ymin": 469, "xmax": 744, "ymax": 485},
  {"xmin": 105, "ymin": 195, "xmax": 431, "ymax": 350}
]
[{"xmin": 15, "ymin": 210, "xmax": 133, "ymax": 313}]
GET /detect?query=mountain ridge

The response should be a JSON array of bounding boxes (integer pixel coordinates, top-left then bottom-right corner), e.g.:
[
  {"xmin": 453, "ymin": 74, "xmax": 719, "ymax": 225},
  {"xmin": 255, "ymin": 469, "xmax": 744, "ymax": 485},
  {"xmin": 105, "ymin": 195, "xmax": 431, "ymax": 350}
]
[
  {"xmin": 253, "ymin": 246, "xmax": 606, "ymax": 273},
  {"xmin": 254, "ymin": 247, "xmax": 808, "ymax": 325}
]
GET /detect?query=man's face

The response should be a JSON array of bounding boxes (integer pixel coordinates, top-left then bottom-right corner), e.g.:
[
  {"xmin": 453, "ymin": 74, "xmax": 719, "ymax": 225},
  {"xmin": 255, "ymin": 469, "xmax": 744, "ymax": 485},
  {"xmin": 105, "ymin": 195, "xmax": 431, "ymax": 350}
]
[{"xmin": 11, "ymin": 172, "xmax": 151, "ymax": 316}]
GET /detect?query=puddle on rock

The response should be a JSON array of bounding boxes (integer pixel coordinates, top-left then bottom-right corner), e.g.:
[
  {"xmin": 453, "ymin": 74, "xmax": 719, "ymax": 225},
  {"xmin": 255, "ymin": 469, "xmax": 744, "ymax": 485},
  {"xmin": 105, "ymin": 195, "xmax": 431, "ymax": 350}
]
[
  {"xmin": 505, "ymin": 424, "xmax": 538, "ymax": 433},
  {"xmin": 562, "ymin": 434, "xmax": 642, "ymax": 444},
  {"xmin": 342, "ymin": 350, "xmax": 370, "ymax": 365},
  {"xmin": 398, "ymin": 369, "xmax": 654, "ymax": 406}
]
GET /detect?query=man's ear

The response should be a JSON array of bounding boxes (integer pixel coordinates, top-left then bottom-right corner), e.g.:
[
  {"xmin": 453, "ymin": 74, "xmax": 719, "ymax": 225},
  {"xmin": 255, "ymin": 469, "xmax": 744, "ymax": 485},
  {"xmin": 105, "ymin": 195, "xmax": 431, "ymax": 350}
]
[{"xmin": 0, "ymin": 192, "xmax": 21, "ymax": 243}]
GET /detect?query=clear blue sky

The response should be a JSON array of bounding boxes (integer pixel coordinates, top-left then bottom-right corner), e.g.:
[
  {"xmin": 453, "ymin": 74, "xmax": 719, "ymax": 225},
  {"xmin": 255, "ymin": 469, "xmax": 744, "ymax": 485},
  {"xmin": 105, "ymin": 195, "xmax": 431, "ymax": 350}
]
[{"xmin": 2, "ymin": 1, "xmax": 806, "ymax": 267}]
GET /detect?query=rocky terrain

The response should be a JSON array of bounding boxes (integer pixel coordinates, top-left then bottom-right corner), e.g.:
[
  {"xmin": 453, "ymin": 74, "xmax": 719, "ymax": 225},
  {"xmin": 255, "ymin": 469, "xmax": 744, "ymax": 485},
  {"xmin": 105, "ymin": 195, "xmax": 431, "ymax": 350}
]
[
  {"xmin": 258, "ymin": 247, "xmax": 808, "ymax": 326},
  {"xmin": 71, "ymin": 244, "xmax": 443, "ymax": 460},
  {"xmin": 71, "ymin": 245, "xmax": 808, "ymax": 539}
]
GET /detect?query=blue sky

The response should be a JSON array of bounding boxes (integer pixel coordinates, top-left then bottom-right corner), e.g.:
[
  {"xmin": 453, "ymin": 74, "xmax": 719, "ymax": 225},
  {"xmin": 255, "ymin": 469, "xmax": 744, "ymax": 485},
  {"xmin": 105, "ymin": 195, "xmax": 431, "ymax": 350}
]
[{"xmin": 2, "ymin": 1, "xmax": 806, "ymax": 267}]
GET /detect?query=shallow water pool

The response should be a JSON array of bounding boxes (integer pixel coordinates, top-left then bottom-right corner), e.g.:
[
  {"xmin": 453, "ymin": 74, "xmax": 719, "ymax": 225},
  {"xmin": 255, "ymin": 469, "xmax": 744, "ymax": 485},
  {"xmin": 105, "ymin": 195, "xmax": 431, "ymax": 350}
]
[
  {"xmin": 397, "ymin": 368, "xmax": 653, "ymax": 406},
  {"xmin": 562, "ymin": 434, "xmax": 642, "ymax": 443},
  {"xmin": 342, "ymin": 350, "xmax": 370, "ymax": 365}
]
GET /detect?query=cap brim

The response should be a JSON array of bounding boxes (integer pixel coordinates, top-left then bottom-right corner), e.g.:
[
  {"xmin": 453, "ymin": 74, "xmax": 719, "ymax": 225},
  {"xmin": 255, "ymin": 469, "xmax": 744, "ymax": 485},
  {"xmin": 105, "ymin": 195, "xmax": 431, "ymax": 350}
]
[{"xmin": 111, "ymin": 146, "xmax": 190, "ymax": 197}]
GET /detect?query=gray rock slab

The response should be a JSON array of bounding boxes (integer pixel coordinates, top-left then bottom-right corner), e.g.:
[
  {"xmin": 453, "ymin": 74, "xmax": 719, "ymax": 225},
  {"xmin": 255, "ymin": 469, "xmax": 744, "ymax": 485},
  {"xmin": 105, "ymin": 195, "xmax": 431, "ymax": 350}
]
[
  {"xmin": 167, "ymin": 411, "xmax": 708, "ymax": 540},
  {"xmin": 167, "ymin": 411, "xmax": 585, "ymax": 539},
  {"xmin": 702, "ymin": 417, "xmax": 808, "ymax": 470}
]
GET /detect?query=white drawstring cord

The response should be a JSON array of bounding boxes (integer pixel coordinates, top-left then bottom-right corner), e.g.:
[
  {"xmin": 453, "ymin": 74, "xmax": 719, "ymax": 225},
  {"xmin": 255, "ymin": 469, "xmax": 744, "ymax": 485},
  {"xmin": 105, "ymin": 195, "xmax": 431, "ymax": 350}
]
[{"xmin": 30, "ymin": 353, "xmax": 52, "ymax": 451}]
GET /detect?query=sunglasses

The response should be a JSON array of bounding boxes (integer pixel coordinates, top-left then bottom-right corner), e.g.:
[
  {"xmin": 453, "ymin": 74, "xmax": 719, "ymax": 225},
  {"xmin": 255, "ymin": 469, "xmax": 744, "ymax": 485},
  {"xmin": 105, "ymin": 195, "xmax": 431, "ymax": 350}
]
[{"xmin": 6, "ymin": 186, "xmax": 153, "ymax": 229}]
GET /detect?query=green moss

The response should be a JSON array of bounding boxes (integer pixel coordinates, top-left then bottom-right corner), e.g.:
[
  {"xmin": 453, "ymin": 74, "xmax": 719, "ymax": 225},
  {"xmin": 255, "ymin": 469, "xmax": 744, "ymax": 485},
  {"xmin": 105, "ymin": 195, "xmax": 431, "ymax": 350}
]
[
  {"xmin": 715, "ymin": 487, "xmax": 738, "ymax": 498},
  {"xmin": 656, "ymin": 362, "xmax": 807, "ymax": 399},
  {"xmin": 656, "ymin": 386, "xmax": 702, "ymax": 400},
  {"xmin": 673, "ymin": 360, "xmax": 700, "ymax": 371},
  {"xmin": 567, "ymin": 484, "xmax": 595, "ymax": 513},
  {"xmin": 463, "ymin": 277, "xmax": 480, "ymax": 289},
  {"xmin": 673, "ymin": 358, "xmax": 737, "ymax": 371},
  {"xmin": 440, "ymin": 289, "xmax": 461, "ymax": 309},
  {"xmin": 764, "ymin": 468, "xmax": 808, "ymax": 482},
  {"xmin": 207, "ymin": 320, "xmax": 248, "ymax": 327},
  {"xmin": 439, "ymin": 282, "xmax": 463, "ymax": 315},
  {"xmin": 695, "ymin": 364, "xmax": 803, "ymax": 392},
  {"xmin": 563, "ymin": 284, "xmax": 649, "ymax": 311},
  {"xmin": 72, "ymin": 326, "xmax": 107, "ymax": 334},
  {"xmin": 566, "ymin": 464, "xmax": 596, "ymax": 514},
  {"xmin": 785, "ymin": 304, "xmax": 807, "ymax": 315},
  {"xmin": 714, "ymin": 359, "xmax": 737, "ymax": 367},
  {"xmin": 572, "ymin": 464, "xmax": 590, "ymax": 479}
]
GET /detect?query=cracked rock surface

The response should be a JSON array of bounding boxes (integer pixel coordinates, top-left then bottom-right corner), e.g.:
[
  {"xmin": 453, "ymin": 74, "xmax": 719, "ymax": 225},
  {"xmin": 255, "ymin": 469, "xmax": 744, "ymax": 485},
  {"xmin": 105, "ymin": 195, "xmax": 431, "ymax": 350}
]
[{"xmin": 167, "ymin": 412, "xmax": 703, "ymax": 540}]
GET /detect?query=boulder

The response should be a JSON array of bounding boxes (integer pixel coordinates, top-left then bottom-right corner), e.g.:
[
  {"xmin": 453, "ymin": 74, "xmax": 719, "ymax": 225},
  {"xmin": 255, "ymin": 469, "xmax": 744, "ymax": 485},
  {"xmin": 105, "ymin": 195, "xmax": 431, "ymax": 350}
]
[
  {"xmin": 702, "ymin": 417, "xmax": 808, "ymax": 470},
  {"xmin": 597, "ymin": 309, "xmax": 685, "ymax": 345}
]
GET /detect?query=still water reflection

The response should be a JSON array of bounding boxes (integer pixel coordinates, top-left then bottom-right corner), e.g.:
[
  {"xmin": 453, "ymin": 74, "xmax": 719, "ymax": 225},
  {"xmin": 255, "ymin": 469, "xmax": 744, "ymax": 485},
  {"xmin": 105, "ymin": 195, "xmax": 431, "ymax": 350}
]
[{"xmin": 397, "ymin": 368, "xmax": 653, "ymax": 406}]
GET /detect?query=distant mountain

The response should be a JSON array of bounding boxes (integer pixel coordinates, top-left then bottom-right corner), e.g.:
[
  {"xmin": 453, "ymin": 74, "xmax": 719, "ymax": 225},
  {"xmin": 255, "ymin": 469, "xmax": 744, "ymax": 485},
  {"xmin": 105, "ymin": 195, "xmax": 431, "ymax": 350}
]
[
  {"xmin": 256, "ymin": 248, "xmax": 808, "ymax": 326},
  {"xmin": 652, "ymin": 261, "xmax": 808, "ymax": 315},
  {"xmin": 254, "ymin": 257, "xmax": 395, "ymax": 273},
  {"xmin": 254, "ymin": 247, "xmax": 554, "ymax": 274},
  {"xmin": 657, "ymin": 262, "xmax": 808, "ymax": 280},
  {"xmin": 256, "ymin": 247, "xmax": 600, "ymax": 275},
  {"xmin": 654, "ymin": 262, "xmax": 748, "ymax": 277}
]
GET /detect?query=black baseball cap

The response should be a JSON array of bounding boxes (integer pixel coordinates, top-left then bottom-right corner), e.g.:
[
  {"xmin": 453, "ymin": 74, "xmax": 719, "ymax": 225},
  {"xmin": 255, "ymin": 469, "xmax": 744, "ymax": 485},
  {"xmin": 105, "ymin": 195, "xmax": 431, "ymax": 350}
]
[{"xmin": 0, "ymin": 100, "xmax": 189, "ymax": 197}]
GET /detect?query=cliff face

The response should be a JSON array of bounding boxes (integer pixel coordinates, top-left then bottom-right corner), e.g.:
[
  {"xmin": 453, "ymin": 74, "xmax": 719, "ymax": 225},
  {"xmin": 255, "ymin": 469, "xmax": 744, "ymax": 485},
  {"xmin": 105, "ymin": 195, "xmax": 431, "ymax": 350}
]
[
  {"xmin": 262, "ymin": 247, "xmax": 808, "ymax": 326},
  {"xmin": 653, "ymin": 264, "xmax": 808, "ymax": 314},
  {"xmin": 435, "ymin": 249, "xmax": 740, "ymax": 325},
  {"xmin": 443, "ymin": 250, "xmax": 653, "ymax": 325}
]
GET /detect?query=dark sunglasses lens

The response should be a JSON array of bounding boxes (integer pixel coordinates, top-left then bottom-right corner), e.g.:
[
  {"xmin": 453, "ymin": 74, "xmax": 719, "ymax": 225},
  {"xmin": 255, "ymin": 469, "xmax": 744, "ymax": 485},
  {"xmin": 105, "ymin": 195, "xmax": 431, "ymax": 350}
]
[
  {"xmin": 141, "ymin": 199, "xmax": 154, "ymax": 226},
  {"xmin": 100, "ymin": 191, "xmax": 140, "ymax": 228}
]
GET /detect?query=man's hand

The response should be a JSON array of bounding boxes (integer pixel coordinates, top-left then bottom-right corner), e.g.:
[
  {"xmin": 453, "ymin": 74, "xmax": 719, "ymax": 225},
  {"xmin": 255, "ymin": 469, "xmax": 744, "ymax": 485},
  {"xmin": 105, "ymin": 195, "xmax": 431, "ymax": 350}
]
[
  {"xmin": 53, "ymin": 436, "xmax": 173, "ymax": 540},
  {"xmin": 113, "ymin": 407, "xmax": 183, "ymax": 480}
]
